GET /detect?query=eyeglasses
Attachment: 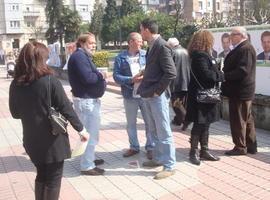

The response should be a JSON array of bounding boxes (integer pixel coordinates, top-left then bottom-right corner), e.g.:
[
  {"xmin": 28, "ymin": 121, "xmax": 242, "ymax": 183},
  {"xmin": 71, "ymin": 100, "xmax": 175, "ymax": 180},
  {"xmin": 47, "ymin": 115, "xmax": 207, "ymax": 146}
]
[{"xmin": 230, "ymin": 33, "xmax": 241, "ymax": 36}]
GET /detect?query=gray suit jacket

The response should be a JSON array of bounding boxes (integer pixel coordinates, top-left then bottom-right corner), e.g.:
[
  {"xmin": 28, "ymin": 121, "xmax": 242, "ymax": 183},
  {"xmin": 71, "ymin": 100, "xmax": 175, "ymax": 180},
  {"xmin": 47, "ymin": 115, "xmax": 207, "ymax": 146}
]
[{"xmin": 137, "ymin": 36, "xmax": 176, "ymax": 98}]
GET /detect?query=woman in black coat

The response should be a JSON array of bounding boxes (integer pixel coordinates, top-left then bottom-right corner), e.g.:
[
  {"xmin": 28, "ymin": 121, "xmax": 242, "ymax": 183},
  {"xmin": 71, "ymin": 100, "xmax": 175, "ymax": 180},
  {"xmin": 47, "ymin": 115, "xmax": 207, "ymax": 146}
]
[
  {"xmin": 186, "ymin": 30, "xmax": 224, "ymax": 165},
  {"xmin": 9, "ymin": 42, "xmax": 88, "ymax": 200}
]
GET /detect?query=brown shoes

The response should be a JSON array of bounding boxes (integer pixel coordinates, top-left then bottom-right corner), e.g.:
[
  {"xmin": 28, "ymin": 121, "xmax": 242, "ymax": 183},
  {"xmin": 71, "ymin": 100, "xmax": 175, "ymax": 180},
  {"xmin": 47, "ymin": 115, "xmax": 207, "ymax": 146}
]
[
  {"xmin": 81, "ymin": 167, "xmax": 105, "ymax": 176},
  {"xmin": 142, "ymin": 160, "xmax": 162, "ymax": 168},
  {"xmin": 154, "ymin": 169, "xmax": 176, "ymax": 180},
  {"xmin": 146, "ymin": 150, "xmax": 153, "ymax": 160},
  {"xmin": 123, "ymin": 149, "xmax": 139, "ymax": 157},
  {"xmin": 225, "ymin": 147, "xmax": 247, "ymax": 156}
]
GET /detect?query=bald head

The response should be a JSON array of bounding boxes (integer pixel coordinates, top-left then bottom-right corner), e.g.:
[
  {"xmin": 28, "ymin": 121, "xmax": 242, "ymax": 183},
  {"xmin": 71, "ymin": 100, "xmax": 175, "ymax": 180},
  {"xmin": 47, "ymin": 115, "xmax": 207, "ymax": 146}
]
[
  {"xmin": 127, "ymin": 32, "xmax": 143, "ymax": 54},
  {"xmin": 127, "ymin": 32, "xmax": 142, "ymax": 43}
]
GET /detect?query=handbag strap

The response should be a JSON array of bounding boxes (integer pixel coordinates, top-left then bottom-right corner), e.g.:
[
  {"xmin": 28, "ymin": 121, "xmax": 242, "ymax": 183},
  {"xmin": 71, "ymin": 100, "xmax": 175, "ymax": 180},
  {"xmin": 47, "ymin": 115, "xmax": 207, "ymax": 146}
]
[
  {"xmin": 48, "ymin": 75, "xmax": 52, "ymax": 108},
  {"xmin": 190, "ymin": 67, "xmax": 205, "ymax": 90}
]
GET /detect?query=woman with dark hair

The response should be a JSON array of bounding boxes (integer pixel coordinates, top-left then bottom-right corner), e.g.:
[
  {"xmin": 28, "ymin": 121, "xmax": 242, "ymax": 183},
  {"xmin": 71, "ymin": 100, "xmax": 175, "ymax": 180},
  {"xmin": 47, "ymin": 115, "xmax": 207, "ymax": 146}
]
[
  {"xmin": 9, "ymin": 41, "xmax": 88, "ymax": 200},
  {"xmin": 186, "ymin": 30, "xmax": 224, "ymax": 165}
]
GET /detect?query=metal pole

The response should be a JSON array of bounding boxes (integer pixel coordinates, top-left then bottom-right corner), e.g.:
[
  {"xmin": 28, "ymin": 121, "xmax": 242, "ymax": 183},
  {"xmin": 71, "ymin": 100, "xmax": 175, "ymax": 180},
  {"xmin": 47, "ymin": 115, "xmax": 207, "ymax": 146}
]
[{"xmin": 118, "ymin": 6, "xmax": 122, "ymax": 50}]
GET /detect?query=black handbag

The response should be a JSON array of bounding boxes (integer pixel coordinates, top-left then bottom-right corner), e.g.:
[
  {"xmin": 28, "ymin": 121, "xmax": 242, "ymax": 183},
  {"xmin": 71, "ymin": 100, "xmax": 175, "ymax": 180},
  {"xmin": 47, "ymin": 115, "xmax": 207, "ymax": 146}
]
[
  {"xmin": 190, "ymin": 67, "xmax": 221, "ymax": 104},
  {"xmin": 48, "ymin": 76, "xmax": 68, "ymax": 135}
]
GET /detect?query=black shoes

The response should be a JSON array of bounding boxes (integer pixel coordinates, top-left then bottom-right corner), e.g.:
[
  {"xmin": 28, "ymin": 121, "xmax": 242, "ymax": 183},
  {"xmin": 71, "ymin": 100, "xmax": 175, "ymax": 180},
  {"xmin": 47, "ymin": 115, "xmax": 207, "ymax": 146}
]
[
  {"xmin": 225, "ymin": 147, "xmax": 247, "ymax": 156},
  {"xmin": 94, "ymin": 159, "xmax": 104, "ymax": 165},
  {"xmin": 200, "ymin": 150, "xmax": 220, "ymax": 161},
  {"xmin": 81, "ymin": 167, "xmax": 105, "ymax": 176},
  {"xmin": 146, "ymin": 150, "xmax": 153, "ymax": 160}
]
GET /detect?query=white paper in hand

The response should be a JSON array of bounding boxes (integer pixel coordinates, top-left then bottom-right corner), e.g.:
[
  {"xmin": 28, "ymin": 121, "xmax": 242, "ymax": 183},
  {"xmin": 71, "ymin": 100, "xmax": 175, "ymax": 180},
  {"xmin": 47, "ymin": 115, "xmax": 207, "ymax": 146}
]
[{"xmin": 71, "ymin": 139, "xmax": 87, "ymax": 158}]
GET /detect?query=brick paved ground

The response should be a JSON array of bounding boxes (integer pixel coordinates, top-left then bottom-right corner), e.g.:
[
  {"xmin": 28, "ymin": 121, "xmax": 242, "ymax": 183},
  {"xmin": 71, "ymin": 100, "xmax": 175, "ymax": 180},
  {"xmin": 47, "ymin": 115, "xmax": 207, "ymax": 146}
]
[{"xmin": 0, "ymin": 67, "xmax": 269, "ymax": 200}]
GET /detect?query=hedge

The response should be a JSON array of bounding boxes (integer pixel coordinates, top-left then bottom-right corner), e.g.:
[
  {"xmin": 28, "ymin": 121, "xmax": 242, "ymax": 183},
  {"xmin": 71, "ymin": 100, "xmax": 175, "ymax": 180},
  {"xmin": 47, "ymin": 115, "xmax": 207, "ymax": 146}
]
[{"xmin": 92, "ymin": 51, "xmax": 109, "ymax": 68}]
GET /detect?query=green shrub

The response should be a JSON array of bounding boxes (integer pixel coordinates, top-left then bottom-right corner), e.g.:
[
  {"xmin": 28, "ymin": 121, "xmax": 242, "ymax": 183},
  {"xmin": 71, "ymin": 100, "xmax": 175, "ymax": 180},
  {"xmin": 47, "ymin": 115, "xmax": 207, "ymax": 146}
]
[{"xmin": 92, "ymin": 51, "xmax": 109, "ymax": 68}]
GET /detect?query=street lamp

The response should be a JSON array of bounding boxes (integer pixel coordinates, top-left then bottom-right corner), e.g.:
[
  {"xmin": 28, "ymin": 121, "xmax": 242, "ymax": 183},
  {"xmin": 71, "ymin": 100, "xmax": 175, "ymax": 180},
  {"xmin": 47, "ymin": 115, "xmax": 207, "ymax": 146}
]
[{"xmin": 115, "ymin": 0, "xmax": 122, "ymax": 49}]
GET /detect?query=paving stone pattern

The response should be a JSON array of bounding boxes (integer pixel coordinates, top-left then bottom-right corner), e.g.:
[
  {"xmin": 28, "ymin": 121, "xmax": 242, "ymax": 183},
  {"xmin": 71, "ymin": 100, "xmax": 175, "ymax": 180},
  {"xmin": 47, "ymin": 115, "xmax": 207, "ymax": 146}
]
[{"xmin": 0, "ymin": 68, "xmax": 269, "ymax": 200}]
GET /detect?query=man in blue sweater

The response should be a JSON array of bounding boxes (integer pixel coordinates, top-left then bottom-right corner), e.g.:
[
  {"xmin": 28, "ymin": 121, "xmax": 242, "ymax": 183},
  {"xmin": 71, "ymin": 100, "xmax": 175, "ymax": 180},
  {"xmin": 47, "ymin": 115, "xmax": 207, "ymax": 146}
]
[{"xmin": 68, "ymin": 33, "xmax": 107, "ymax": 175}]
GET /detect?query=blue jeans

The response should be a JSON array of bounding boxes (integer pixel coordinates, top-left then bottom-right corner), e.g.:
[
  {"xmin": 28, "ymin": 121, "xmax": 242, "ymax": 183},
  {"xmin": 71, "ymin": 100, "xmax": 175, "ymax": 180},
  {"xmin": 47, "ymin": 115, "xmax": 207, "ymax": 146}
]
[
  {"xmin": 143, "ymin": 93, "xmax": 176, "ymax": 170},
  {"xmin": 123, "ymin": 98, "xmax": 154, "ymax": 152},
  {"xmin": 73, "ymin": 97, "xmax": 100, "ymax": 171}
]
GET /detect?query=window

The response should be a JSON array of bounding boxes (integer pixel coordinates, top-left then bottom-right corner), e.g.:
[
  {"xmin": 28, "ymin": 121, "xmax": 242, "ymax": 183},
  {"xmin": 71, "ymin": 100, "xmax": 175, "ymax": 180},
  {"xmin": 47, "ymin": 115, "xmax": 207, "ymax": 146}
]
[
  {"xmin": 208, "ymin": 1, "xmax": 210, "ymax": 7},
  {"xmin": 217, "ymin": 2, "xmax": 220, "ymax": 10},
  {"xmin": 26, "ymin": 7, "xmax": 30, "ymax": 12},
  {"xmin": 11, "ymin": 4, "xmax": 19, "ymax": 11},
  {"xmin": 26, "ymin": 21, "xmax": 35, "ymax": 27},
  {"xmin": 78, "ymin": 5, "xmax": 88, "ymax": 12},
  {"xmin": 199, "ymin": 1, "xmax": 203, "ymax": 10},
  {"xmin": 10, "ymin": 21, "xmax": 20, "ymax": 28}
]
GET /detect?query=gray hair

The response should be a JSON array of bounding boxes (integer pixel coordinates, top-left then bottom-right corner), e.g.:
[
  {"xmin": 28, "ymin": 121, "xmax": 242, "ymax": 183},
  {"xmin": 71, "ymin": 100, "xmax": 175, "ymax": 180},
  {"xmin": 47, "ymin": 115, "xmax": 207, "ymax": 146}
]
[
  {"xmin": 232, "ymin": 26, "xmax": 248, "ymax": 39},
  {"xmin": 167, "ymin": 37, "xmax": 179, "ymax": 47},
  {"xmin": 127, "ymin": 32, "xmax": 141, "ymax": 43}
]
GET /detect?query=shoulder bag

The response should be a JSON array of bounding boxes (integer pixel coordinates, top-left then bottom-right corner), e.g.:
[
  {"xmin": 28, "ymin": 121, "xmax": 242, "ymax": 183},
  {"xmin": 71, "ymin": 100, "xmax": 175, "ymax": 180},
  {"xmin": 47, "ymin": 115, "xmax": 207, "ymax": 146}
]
[
  {"xmin": 190, "ymin": 68, "xmax": 221, "ymax": 104},
  {"xmin": 48, "ymin": 76, "xmax": 68, "ymax": 135}
]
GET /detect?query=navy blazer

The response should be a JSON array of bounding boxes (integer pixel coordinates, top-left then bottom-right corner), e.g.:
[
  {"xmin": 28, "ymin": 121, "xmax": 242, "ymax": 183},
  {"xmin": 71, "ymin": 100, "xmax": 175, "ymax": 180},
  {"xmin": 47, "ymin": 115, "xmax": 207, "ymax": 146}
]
[{"xmin": 68, "ymin": 48, "xmax": 106, "ymax": 98}]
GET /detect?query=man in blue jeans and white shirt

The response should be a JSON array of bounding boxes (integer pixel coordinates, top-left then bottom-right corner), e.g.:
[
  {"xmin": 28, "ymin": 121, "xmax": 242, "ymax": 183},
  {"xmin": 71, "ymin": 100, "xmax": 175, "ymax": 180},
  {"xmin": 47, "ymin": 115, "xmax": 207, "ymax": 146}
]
[
  {"xmin": 113, "ymin": 32, "xmax": 154, "ymax": 159},
  {"xmin": 68, "ymin": 33, "xmax": 107, "ymax": 176}
]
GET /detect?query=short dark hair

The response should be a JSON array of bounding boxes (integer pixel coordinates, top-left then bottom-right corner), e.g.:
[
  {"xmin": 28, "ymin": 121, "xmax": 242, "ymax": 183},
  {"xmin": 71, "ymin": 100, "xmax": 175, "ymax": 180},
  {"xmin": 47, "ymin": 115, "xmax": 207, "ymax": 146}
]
[
  {"xmin": 14, "ymin": 41, "xmax": 53, "ymax": 85},
  {"xmin": 221, "ymin": 33, "xmax": 230, "ymax": 41},
  {"xmin": 261, "ymin": 31, "xmax": 270, "ymax": 41},
  {"xmin": 141, "ymin": 18, "xmax": 158, "ymax": 34}
]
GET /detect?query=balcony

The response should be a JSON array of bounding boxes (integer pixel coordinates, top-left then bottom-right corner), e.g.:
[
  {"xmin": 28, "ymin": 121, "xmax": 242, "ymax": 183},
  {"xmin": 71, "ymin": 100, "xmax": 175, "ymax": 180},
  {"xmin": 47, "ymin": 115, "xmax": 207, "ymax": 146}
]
[{"xmin": 23, "ymin": 10, "xmax": 40, "ymax": 17}]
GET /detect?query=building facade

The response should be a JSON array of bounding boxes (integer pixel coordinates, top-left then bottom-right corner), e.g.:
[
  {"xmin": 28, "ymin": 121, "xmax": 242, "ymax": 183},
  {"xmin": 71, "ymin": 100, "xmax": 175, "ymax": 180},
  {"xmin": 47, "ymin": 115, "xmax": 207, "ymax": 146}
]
[{"xmin": 0, "ymin": 0, "xmax": 47, "ymax": 53}]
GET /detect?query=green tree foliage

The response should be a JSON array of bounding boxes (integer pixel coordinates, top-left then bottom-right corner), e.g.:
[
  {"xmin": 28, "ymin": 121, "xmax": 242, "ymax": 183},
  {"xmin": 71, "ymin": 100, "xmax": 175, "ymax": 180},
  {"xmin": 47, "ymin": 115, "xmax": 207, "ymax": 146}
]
[
  {"xmin": 45, "ymin": 0, "xmax": 63, "ymax": 43},
  {"xmin": 90, "ymin": 0, "xmax": 104, "ymax": 36},
  {"xmin": 101, "ymin": 0, "xmax": 118, "ymax": 43},
  {"xmin": 175, "ymin": 24, "xmax": 198, "ymax": 48},
  {"xmin": 145, "ymin": 12, "xmax": 175, "ymax": 40},
  {"xmin": 79, "ymin": 23, "xmax": 91, "ymax": 34},
  {"xmin": 59, "ymin": 7, "xmax": 82, "ymax": 43},
  {"xmin": 119, "ymin": 11, "xmax": 146, "ymax": 41},
  {"xmin": 121, "ymin": 0, "xmax": 143, "ymax": 17}
]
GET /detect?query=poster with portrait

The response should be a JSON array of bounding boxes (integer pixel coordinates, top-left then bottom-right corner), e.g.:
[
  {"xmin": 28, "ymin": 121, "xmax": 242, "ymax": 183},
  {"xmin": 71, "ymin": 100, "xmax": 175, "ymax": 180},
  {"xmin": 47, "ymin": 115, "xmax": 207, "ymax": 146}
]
[{"xmin": 209, "ymin": 25, "xmax": 270, "ymax": 96}]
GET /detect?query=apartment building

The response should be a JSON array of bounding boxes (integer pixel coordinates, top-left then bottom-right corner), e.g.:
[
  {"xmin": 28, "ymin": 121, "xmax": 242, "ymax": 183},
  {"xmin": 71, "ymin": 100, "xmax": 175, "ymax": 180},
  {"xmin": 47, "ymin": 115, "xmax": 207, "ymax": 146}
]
[
  {"xmin": 158, "ymin": 0, "xmax": 255, "ymax": 23},
  {"xmin": 0, "ymin": 0, "xmax": 106, "ymax": 53},
  {"xmin": 0, "ymin": 0, "xmax": 47, "ymax": 52},
  {"xmin": 140, "ymin": 0, "xmax": 160, "ymax": 12}
]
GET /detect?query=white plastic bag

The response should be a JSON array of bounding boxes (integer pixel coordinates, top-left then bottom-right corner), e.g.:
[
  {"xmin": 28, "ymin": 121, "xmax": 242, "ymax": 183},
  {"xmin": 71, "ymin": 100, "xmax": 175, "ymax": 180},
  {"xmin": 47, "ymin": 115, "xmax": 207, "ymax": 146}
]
[{"xmin": 71, "ymin": 139, "xmax": 87, "ymax": 158}]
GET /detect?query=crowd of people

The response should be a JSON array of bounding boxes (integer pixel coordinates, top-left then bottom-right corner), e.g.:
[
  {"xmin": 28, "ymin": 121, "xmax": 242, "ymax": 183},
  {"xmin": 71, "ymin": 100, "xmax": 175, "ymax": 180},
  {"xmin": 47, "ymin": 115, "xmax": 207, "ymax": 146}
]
[{"xmin": 8, "ymin": 18, "xmax": 258, "ymax": 200}]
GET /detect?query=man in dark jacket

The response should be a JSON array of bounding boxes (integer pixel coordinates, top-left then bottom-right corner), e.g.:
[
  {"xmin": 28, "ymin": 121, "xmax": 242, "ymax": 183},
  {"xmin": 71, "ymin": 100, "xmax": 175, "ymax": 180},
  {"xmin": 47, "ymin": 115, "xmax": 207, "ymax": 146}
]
[
  {"xmin": 221, "ymin": 26, "xmax": 257, "ymax": 156},
  {"xmin": 137, "ymin": 18, "xmax": 176, "ymax": 180},
  {"xmin": 167, "ymin": 38, "xmax": 190, "ymax": 129},
  {"xmin": 68, "ymin": 33, "xmax": 107, "ymax": 175}
]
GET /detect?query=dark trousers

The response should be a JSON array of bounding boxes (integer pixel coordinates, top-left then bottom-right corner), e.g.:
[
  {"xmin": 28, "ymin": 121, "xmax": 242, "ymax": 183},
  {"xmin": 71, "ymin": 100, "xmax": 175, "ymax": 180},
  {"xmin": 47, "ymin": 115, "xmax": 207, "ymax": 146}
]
[
  {"xmin": 228, "ymin": 98, "xmax": 256, "ymax": 150},
  {"xmin": 171, "ymin": 92, "xmax": 187, "ymax": 125},
  {"xmin": 191, "ymin": 123, "xmax": 210, "ymax": 136},
  {"xmin": 34, "ymin": 161, "xmax": 64, "ymax": 188}
]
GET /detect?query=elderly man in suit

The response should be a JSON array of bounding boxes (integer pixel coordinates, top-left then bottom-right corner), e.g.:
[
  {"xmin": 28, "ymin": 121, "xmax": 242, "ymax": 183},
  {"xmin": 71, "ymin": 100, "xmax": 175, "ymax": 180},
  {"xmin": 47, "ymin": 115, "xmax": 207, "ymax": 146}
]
[
  {"xmin": 167, "ymin": 37, "xmax": 190, "ymax": 130},
  {"xmin": 221, "ymin": 26, "xmax": 257, "ymax": 156},
  {"xmin": 137, "ymin": 18, "xmax": 176, "ymax": 180}
]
